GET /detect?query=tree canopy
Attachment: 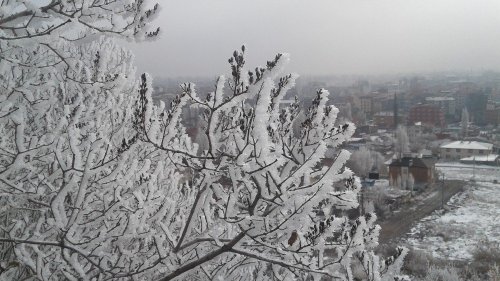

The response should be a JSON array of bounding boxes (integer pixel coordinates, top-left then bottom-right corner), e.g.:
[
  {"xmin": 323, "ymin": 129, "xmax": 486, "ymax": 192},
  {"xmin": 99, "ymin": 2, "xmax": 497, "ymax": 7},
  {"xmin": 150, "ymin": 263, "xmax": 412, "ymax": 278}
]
[{"xmin": 0, "ymin": 1, "xmax": 408, "ymax": 280}]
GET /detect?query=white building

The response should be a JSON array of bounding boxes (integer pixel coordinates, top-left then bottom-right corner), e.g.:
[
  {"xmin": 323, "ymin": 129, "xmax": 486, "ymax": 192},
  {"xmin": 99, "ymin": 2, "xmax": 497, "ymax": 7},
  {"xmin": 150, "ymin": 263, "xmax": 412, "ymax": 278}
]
[
  {"xmin": 440, "ymin": 141, "xmax": 494, "ymax": 161},
  {"xmin": 425, "ymin": 96, "xmax": 456, "ymax": 116}
]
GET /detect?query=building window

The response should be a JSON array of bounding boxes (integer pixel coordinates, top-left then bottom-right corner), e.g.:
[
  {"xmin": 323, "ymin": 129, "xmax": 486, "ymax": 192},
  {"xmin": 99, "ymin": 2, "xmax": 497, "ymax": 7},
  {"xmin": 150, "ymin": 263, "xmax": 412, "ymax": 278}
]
[
  {"xmin": 479, "ymin": 150, "xmax": 484, "ymax": 154},
  {"xmin": 446, "ymin": 148, "xmax": 450, "ymax": 152},
  {"xmin": 456, "ymin": 149, "xmax": 461, "ymax": 152},
  {"xmin": 402, "ymin": 167, "xmax": 408, "ymax": 176}
]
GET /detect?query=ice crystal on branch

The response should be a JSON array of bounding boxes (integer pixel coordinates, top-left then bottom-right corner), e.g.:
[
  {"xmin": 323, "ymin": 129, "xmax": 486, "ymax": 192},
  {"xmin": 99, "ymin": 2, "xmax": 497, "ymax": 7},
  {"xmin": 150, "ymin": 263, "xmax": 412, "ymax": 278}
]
[
  {"xmin": 1, "ymin": 1, "xmax": 408, "ymax": 279},
  {"xmin": 134, "ymin": 46, "xmax": 409, "ymax": 281},
  {"xmin": 0, "ymin": 0, "xmax": 160, "ymax": 42}
]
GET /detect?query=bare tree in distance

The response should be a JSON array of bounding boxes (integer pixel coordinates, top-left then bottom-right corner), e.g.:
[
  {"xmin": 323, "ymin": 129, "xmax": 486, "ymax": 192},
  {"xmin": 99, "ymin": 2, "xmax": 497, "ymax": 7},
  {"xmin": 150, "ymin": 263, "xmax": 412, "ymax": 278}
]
[
  {"xmin": 349, "ymin": 146, "xmax": 375, "ymax": 178},
  {"xmin": 394, "ymin": 125, "xmax": 410, "ymax": 159}
]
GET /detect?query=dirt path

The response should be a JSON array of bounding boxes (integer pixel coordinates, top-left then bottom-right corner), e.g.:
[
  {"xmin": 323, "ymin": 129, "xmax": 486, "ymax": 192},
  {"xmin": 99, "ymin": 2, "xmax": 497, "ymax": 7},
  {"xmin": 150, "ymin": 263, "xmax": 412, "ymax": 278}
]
[{"xmin": 377, "ymin": 180, "xmax": 465, "ymax": 245}]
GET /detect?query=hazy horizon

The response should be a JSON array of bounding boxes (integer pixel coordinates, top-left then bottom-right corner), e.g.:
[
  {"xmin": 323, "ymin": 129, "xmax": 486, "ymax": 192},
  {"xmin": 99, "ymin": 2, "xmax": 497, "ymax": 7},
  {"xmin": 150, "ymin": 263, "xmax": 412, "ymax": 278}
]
[{"xmin": 128, "ymin": 0, "xmax": 500, "ymax": 78}]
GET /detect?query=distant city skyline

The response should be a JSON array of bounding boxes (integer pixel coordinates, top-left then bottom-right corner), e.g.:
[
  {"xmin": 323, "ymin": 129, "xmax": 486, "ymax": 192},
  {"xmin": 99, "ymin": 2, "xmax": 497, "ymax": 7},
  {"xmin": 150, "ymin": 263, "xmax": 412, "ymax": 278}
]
[{"xmin": 128, "ymin": 0, "xmax": 500, "ymax": 78}]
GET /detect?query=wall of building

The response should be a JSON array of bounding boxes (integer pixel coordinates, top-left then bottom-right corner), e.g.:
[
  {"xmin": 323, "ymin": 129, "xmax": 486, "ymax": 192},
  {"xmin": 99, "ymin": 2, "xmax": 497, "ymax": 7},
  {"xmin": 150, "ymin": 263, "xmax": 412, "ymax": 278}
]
[
  {"xmin": 440, "ymin": 147, "xmax": 493, "ymax": 160},
  {"xmin": 408, "ymin": 104, "xmax": 445, "ymax": 127},
  {"xmin": 389, "ymin": 166, "xmax": 433, "ymax": 187}
]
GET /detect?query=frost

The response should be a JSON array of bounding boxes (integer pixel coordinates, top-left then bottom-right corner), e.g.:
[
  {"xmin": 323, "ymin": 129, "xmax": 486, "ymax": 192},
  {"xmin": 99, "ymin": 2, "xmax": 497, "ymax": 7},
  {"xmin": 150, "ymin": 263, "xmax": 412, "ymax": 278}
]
[{"xmin": 1, "ymin": 7, "xmax": 406, "ymax": 280}]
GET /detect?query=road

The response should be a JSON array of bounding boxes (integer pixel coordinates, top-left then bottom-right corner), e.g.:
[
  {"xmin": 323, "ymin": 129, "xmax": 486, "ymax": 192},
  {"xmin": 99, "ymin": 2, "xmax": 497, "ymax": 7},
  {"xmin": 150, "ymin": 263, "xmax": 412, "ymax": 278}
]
[{"xmin": 377, "ymin": 180, "xmax": 465, "ymax": 245}]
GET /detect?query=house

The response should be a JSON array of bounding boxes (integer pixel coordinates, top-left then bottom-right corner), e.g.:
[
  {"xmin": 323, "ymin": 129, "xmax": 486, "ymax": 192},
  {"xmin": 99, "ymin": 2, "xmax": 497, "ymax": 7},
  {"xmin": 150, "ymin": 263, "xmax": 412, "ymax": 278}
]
[
  {"xmin": 440, "ymin": 141, "xmax": 494, "ymax": 161},
  {"xmin": 388, "ymin": 156, "xmax": 436, "ymax": 189}
]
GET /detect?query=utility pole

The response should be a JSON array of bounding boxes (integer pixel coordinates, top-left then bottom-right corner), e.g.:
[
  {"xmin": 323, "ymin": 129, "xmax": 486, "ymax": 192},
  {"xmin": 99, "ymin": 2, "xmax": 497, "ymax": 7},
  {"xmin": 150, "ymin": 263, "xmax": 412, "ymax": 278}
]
[
  {"xmin": 473, "ymin": 156, "xmax": 476, "ymax": 181},
  {"xmin": 441, "ymin": 173, "xmax": 445, "ymax": 209}
]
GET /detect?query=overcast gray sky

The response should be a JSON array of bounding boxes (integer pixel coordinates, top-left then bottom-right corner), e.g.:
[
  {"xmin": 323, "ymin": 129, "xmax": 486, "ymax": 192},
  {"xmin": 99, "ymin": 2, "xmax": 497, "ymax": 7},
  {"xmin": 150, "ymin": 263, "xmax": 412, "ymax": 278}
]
[{"xmin": 128, "ymin": 0, "xmax": 500, "ymax": 78}]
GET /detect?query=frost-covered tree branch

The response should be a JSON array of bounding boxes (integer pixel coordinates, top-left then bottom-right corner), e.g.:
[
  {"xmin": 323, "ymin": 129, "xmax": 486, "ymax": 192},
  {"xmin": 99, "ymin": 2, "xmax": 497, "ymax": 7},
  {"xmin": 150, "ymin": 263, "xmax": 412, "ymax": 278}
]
[
  {"xmin": 0, "ymin": 0, "xmax": 160, "ymax": 41},
  {"xmin": 0, "ymin": 36, "xmax": 183, "ymax": 280},
  {"xmin": 1, "ymin": 1, "xmax": 408, "ymax": 280},
  {"xmin": 0, "ymin": 1, "xmax": 168, "ymax": 280},
  {"xmin": 133, "ymin": 46, "xmax": 409, "ymax": 281}
]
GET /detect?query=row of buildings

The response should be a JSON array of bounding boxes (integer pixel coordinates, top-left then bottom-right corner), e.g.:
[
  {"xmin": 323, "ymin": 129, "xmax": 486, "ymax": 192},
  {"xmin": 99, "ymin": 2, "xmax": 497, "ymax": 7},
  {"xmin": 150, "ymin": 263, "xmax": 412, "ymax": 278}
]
[
  {"xmin": 328, "ymin": 76, "xmax": 500, "ymax": 129},
  {"xmin": 373, "ymin": 103, "xmax": 446, "ymax": 129},
  {"xmin": 387, "ymin": 140, "xmax": 498, "ymax": 190},
  {"xmin": 370, "ymin": 99, "xmax": 500, "ymax": 129}
]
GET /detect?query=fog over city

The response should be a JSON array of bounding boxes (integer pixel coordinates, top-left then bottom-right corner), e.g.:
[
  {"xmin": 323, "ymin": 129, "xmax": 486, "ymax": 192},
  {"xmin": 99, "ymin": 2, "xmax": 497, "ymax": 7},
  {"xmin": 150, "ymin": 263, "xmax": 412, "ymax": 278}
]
[{"xmin": 129, "ymin": 0, "xmax": 500, "ymax": 78}]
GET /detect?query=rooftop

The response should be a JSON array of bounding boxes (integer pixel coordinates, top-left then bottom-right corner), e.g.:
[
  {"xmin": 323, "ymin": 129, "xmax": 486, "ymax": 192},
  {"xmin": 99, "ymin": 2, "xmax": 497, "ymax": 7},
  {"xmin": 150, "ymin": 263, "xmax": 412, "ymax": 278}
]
[
  {"xmin": 425, "ymin": 97, "xmax": 455, "ymax": 102},
  {"xmin": 389, "ymin": 157, "xmax": 435, "ymax": 169},
  {"xmin": 460, "ymin": 154, "xmax": 499, "ymax": 162},
  {"xmin": 440, "ymin": 141, "xmax": 493, "ymax": 150}
]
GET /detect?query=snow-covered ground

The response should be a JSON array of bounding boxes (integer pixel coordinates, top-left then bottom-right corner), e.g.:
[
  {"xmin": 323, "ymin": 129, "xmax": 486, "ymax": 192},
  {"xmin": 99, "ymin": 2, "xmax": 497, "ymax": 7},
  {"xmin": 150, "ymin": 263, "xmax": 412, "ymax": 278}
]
[
  {"xmin": 405, "ymin": 163, "xmax": 500, "ymax": 261},
  {"xmin": 435, "ymin": 162, "xmax": 500, "ymax": 183}
]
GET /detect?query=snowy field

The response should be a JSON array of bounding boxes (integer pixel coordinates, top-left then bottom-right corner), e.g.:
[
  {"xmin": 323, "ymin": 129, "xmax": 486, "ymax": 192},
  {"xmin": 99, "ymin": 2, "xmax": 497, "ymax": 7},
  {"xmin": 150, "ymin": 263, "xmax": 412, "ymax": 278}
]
[
  {"xmin": 435, "ymin": 162, "xmax": 500, "ymax": 183},
  {"xmin": 405, "ymin": 163, "xmax": 500, "ymax": 261}
]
